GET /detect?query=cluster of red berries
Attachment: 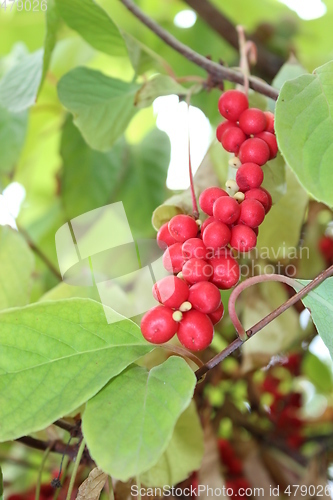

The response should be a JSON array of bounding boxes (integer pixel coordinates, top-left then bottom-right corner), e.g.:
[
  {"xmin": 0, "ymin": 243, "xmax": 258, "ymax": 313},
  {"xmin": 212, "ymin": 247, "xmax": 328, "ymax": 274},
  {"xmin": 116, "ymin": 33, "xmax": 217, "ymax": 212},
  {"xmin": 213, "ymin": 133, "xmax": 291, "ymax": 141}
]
[
  {"xmin": 140, "ymin": 89, "xmax": 277, "ymax": 352},
  {"xmin": 218, "ymin": 439, "xmax": 251, "ymax": 498}
]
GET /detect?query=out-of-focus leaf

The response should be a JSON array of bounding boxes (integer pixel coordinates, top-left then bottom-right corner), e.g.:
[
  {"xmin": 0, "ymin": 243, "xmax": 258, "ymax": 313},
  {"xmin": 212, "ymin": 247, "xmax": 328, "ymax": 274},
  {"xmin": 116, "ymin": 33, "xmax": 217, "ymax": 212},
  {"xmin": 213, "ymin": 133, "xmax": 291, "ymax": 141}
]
[
  {"xmin": 0, "ymin": 106, "xmax": 28, "ymax": 175},
  {"xmin": 38, "ymin": 0, "xmax": 61, "ymax": 96},
  {"xmin": 302, "ymin": 352, "xmax": 333, "ymax": 394},
  {"xmin": 261, "ymin": 153, "xmax": 286, "ymax": 204},
  {"xmin": 135, "ymin": 75, "xmax": 192, "ymax": 109},
  {"xmin": 76, "ymin": 467, "xmax": 107, "ymax": 500}
]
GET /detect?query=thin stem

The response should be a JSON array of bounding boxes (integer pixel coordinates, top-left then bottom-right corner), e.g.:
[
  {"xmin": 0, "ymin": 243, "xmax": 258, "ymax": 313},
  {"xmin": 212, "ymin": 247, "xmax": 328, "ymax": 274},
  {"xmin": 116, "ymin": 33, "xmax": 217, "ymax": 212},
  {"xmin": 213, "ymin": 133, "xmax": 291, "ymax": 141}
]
[
  {"xmin": 118, "ymin": 0, "xmax": 279, "ymax": 100},
  {"xmin": 195, "ymin": 264, "xmax": 333, "ymax": 380},
  {"xmin": 53, "ymin": 419, "xmax": 76, "ymax": 434},
  {"xmin": 186, "ymin": 99, "xmax": 199, "ymax": 218},
  {"xmin": 35, "ymin": 445, "xmax": 52, "ymax": 500},
  {"xmin": 53, "ymin": 456, "xmax": 69, "ymax": 500},
  {"xmin": 237, "ymin": 25, "xmax": 249, "ymax": 96},
  {"xmin": 228, "ymin": 274, "xmax": 303, "ymax": 340},
  {"xmin": 65, "ymin": 438, "xmax": 86, "ymax": 500},
  {"xmin": 136, "ymin": 476, "xmax": 141, "ymax": 500},
  {"xmin": 108, "ymin": 477, "xmax": 114, "ymax": 500}
]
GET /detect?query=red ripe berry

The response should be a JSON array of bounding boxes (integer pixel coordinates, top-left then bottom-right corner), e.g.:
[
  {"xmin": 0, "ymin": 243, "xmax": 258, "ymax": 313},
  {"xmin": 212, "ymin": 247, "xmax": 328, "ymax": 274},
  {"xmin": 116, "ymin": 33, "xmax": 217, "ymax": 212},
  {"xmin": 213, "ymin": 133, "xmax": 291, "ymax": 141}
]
[
  {"xmin": 202, "ymin": 221, "xmax": 231, "ymax": 250},
  {"xmin": 168, "ymin": 214, "xmax": 198, "ymax": 242},
  {"xmin": 182, "ymin": 258, "xmax": 213, "ymax": 284},
  {"xmin": 255, "ymin": 131, "xmax": 278, "ymax": 159},
  {"xmin": 213, "ymin": 196, "xmax": 241, "ymax": 225},
  {"xmin": 208, "ymin": 302, "xmax": 224, "ymax": 324},
  {"xmin": 230, "ymin": 225, "xmax": 257, "ymax": 252},
  {"xmin": 218, "ymin": 90, "xmax": 249, "ymax": 122},
  {"xmin": 177, "ymin": 309, "xmax": 214, "ymax": 351},
  {"xmin": 264, "ymin": 111, "xmax": 275, "ymax": 134},
  {"xmin": 218, "ymin": 438, "xmax": 235, "ymax": 464},
  {"xmin": 244, "ymin": 187, "xmax": 271, "ymax": 213},
  {"xmin": 239, "ymin": 137, "xmax": 270, "ymax": 166},
  {"xmin": 156, "ymin": 221, "xmax": 177, "ymax": 249},
  {"xmin": 199, "ymin": 187, "xmax": 228, "ymax": 216},
  {"xmin": 227, "ymin": 458, "xmax": 243, "ymax": 476},
  {"xmin": 216, "ymin": 121, "xmax": 237, "ymax": 142},
  {"xmin": 141, "ymin": 306, "xmax": 178, "ymax": 344},
  {"xmin": 201, "ymin": 216, "xmax": 216, "ymax": 233},
  {"xmin": 182, "ymin": 238, "xmax": 207, "ymax": 260},
  {"xmin": 221, "ymin": 126, "xmax": 247, "ymax": 154},
  {"xmin": 236, "ymin": 163, "xmax": 264, "ymax": 191},
  {"xmin": 152, "ymin": 276, "xmax": 189, "ymax": 309},
  {"xmin": 188, "ymin": 281, "xmax": 221, "ymax": 314},
  {"xmin": 318, "ymin": 235, "xmax": 333, "ymax": 262},
  {"xmin": 209, "ymin": 255, "xmax": 240, "ymax": 289},
  {"xmin": 239, "ymin": 108, "xmax": 267, "ymax": 135},
  {"xmin": 163, "ymin": 243, "xmax": 184, "ymax": 273},
  {"xmin": 238, "ymin": 199, "xmax": 265, "ymax": 228},
  {"xmin": 287, "ymin": 434, "xmax": 304, "ymax": 450}
]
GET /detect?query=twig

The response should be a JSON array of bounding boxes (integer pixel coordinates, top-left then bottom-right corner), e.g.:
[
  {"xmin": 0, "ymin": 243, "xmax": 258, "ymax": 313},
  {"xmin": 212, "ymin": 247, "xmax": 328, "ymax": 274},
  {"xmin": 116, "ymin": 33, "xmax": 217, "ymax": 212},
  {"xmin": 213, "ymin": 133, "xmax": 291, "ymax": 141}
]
[
  {"xmin": 195, "ymin": 264, "xmax": 333, "ymax": 380},
  {"xmin": 35, "ymin": 445, "xmax": 52, "ymax": 500},
  {"xmin": 118, "ymin": 0, "xmax": 279, "ymax": 100},
  {"xmin": 53, "ymin": 419, "xmax": 77, "ymax": 434},
  {"xmin": 65, "ymin": 438, "xmax": 86, "ymax": 500},
  {"xmin": 16, "ymin": 436, "xmax": 78, "ymax": 460}
]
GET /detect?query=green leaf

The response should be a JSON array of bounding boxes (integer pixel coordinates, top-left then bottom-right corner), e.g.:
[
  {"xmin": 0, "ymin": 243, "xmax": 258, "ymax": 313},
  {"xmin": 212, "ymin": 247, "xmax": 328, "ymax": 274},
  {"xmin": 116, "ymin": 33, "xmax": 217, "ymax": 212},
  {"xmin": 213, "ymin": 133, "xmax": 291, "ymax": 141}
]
[
  {"xmin": 82, "ymin": 357, "xmax": 196, "ymax": 481},
  {"xmin": 38, "ymin": 0, "xmax": 61, "ymax": 96},
  {"xmin": 261, "ymin": 153, "xmax": 286, "ymax": 204},
  {"xmin": 57, "ymin": 67, "xmax": 140, "ymax": 151},
  {"xmin": 257, "ymin": 166, "xmax": 308, "ymax": 259},
  {"xmin": 0, "ymin": 106, "xmax": 28, "ymax": 175},
  {"xmin": 0, "ymin": 466, "xmax": 3, "ymax": 500},
  {"xmin": 0, "ymin": 50, "xmax": 43, "ymax": 112},
  {"xmin": 135, "ymin": 75, "xmax": 190, "ymax": 109},
  {"xmin": 295, "ymin": 278, "xmax": 333, "ymax": 360},
  {"xmin": 0, "ymin": 299, "xmax": 153, "ymax": 442},
  {"xmin": 275, "ymin": 60, "xmax": 333, "ymax": 207},
  {"xmin": 55, "ymin": 0, "xmax": 127, "ymax": 57},
  {"xmin": 0, "ymin": 226, "xmax": 34, "ymax": 311},
  {"xmin": 272, "ymin": 58, "xmax": 307, "ymax": 91},
  {"xmin": 123, "ymin": 34, "xmax": 166, "ymax": 76},
  {"xmin": 140, "ymin": 401, "xmax": 204, "ymax": 487},
  {"xmin": 302, "ymin": 352, "xmax": 333, "ymax": 394}
]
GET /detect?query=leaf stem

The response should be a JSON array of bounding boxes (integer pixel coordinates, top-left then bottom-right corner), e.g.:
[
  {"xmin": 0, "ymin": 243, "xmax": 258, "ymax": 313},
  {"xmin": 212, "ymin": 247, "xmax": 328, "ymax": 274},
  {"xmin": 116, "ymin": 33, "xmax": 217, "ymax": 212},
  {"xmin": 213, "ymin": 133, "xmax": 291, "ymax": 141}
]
[
  {"xmin": 65, "ymin": 438, "xmax": 86, "ymax": 500},
  {"xmin": 108, "ymin": 477, "xmax": 114, "ymax": 500},
  {"xmin": 35, "ymin": 445, "xmax": 52, "ymax": 500}
]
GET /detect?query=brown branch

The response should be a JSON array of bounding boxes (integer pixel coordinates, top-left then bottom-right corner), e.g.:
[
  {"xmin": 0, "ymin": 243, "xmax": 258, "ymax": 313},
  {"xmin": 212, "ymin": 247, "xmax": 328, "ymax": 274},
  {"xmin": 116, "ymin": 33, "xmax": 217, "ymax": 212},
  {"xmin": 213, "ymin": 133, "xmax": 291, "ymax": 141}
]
[
  {"xmin": 182, "ymin": 0, "xmax": 284, "ymax": 80},
  {"xmin": 196, "ymin": 264, "xmax": 333, "ymax": 380},
  {"xmin": 118, "ymin": 0, "xmax": 279, "ymax": 100},
  {"xmin": 16, "ymin": 436, "xmax": 78, "ymax": 460}
]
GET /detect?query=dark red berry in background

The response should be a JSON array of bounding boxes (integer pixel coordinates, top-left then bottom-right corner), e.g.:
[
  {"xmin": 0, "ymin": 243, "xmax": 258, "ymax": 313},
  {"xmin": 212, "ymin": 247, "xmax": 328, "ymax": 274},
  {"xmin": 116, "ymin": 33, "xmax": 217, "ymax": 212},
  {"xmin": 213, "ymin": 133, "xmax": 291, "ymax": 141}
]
[
  {"xmin": 199, "ymin": 187, "xmax": 228, "ymax": 216},
  {"xmin": 244, "ymin": 187, "xmax": 271, "ymax": 213},
  {"xmin": 221, "ymin": 126, "xmax": 246, "ymax": 154},
  {"xmin": 182, "ymin": 258, "xmax": 213, "ymax": 284},
  {"xmin": 209, "ymin": 255, "xmax": 240, "ymax": 289},
  {"xmin": 239, "ymin": 107, "xmax": 267, "ymax": 135},
  {"xmin": 141, "ymin": 306, "xmax": 178, "ymax": 343},
  {"xmin": 213, "ymin": 196, "xmax": 241, "ymax": 225},
  {"xmin": 264, "ymin": 111, "xmax": 275, "ymax": 134},
  {"xmin": 218, "ymin": 438, "xmax": 235, "ymax": 464},
  {"xmin": 188, "ymin": 281, "xmax": 222, "ymax": 314},
  {"xmin": 201, "ymin": 215, "xmax": 216, "ymax": 233},
  {"xmin": 218, "ymin": 90, "xmax": 249, "ymax": 122},
  {"xmin": 177, "ymin": 309, "xmax": 214, "ymax": 351},
  {"xmin": 208, "ymin": 302, "xmax": 224, "ymax": 325},
  {"xmin": 216, "ymin": 121, "xmax": 237, "ymax": 142},
  {"xmin": 163, "ymin": 242, "xmax": 184, "ymax": 273},
  {"xmin": 319, "ymin": 235, "xmax": 333, "ymax": 262},
  {"xmin": 156, "ymin": 221, "xmax": 177, "ymax": 249},
  {"xmin": 230, "ymin": 225, "xmax": 257, "ymax": 252},
  {"xmin": 202, "ymin": 221, "xmax": 231, "ymax": 250},
  {"xmin": 168, "ymin": 214, "xmax": 198, "ymax": 242},
  {"xmin": 255, "ymin": 131, "xmax": 278, "ymax": 159},
  {"xmin": 152, "ymin": 276, "xmax": 189, "ymax": 309},
  {"xmin": 239, "ymin": 137, "xmax": 270, "ymax": 166},
  {"xmin": 182, "ymin": 238, "xmax": 207, "ymax": 260},
  {"xmin": 239, "ymin": 198, "xmax": 265, "ymax": 228},
  {"xmin": 236, "ymin": 162, "xmax": 264, "ymax": 191}
]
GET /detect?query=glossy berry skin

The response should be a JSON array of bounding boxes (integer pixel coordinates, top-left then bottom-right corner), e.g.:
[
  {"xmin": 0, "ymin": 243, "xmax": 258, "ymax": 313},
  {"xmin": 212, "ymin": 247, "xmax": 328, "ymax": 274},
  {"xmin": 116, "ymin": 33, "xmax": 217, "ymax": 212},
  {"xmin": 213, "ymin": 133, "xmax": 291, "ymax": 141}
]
[
  {"xmin": 255, "ymin": 131, "xmax": 278, "ymax": 159},
  {"xmin": 216, "ymin": 121, "xmax": 237, "ymax": 142},
  {"xmin": 163, "ymin": 243, "xmax": 184, "ymax": 273},
  {"xmin": 238, "ymin": 137, "xmax": 270, "ymax": 166},
  {"xmin": 209, "ymin": 256, "xmax": 240, "ymax": 289},
  {"xmin": 168, "ymin": 214, "xmax": 198, "ymax": 242},
  {"xmin": 244, "ymin": 187, "xmax": 271, "ymax": 213},
  {"xmin": 221, "ymin": 126, "xmax": 246, "ymax": 154},
  {"xmin": 213, "ymin": 196, "xmax": 241, "ymax": 225},
  {"xmin": 182, "ymin": 258, "xmax": 213, "ymax": 284},
  {"xmin": 238, "ymin": 199, "xmax": 265, "ymax": 228},
  {"xmin": 182, "ymin": 238, "xmax": 207, "ymax": 260},
  {"xmin": 264, "ymin": 111, "xmax": 275, "ymax": 134},
  {"xmin": 236, "ymin": 163, "xmax": 264, "ymax": 191},
  {"xmin": 152, "ymin": 276, "xmax": 189, "ymax": 309},
  {"xmin": 218, "ymin": 90, "xmax": 249, "ymax": 122},
  {"xmin": 239, "ymin": 107, "xmax": 267, "ymax": 135},
  {"xmin": 208, "ymin": 302, "xmax": 224, "ymax": 325},
  {"xmin": 156, "ymin": 222, "xmax": 177, "ymax": 249},
  {"xmin": 141, "ymin": 306, "xmax": 178, "ymax": 344},
  {"xmin": 202, "ymin": 221, "xmax": 231, "ymax": 250},
  {"xmin": 199, "ymin": 187, "xmax": 228, "ymax": 216},
  {"xmin": 200, "ymin": 216, "xmax": 216, "ymax": 234},
  {"xmin": 230, "ymin": 225, "xmax": 257, "ymax": 252},
  {"xmin": 177, "ymin": 310, "xmax": 214, "ymax": 351},
  {"xmin": 188, "ymin": 281, "xmax": 221, "ymax": 314}
]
